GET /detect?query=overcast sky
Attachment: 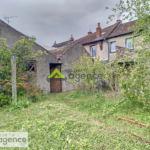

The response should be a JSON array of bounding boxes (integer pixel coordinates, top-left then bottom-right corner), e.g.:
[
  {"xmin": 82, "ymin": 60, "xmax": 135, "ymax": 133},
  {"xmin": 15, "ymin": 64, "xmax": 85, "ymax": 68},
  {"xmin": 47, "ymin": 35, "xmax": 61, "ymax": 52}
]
[{"xmin": 0, "ymin": 0, "xmax": 121, "ymax": 46}]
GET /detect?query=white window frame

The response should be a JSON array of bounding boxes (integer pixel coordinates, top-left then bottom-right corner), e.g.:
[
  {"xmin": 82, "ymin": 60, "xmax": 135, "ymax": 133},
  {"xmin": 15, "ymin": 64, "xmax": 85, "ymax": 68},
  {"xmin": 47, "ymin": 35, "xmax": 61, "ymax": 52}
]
[
  {"xmin": 110, "ymin": 42, "xmax": 116, "ymax": 52},
  {"xmin": 90, "ymin": 45, "xmax": 96, "ymax": 58},
  {"xmin": 125, "ymin": 38, "xmax": 133, "ymax": 49}
]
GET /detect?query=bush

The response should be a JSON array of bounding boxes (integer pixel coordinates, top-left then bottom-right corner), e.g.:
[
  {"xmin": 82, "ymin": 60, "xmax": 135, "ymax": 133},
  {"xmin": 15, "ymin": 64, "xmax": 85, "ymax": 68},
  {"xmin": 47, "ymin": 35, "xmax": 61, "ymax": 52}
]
[
  {"xmin": 70, "ymin": 53, "xmax": 105, "ymax": 93},
  {"xmin": 120, "ymin": 55, "xmax": 150, "ymax": 107},
  {"xmin": 0, "ymin": 37, "xmax": 47, "ymax": 107},
  {"xmin": 0, "ymin": 92, "xmax": 10, "ymax": 106}
]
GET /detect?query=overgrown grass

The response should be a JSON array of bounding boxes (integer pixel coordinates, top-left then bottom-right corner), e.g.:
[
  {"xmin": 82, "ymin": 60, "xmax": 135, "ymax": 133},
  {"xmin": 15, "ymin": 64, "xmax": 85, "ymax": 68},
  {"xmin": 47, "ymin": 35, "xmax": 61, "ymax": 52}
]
[
  {"xmin": 0, "ymin": 92, "xmax": 150, "ymax": 149},
  {"xmin": 51, "ymin": 91, "xmax": 150, "ymax": 142}
]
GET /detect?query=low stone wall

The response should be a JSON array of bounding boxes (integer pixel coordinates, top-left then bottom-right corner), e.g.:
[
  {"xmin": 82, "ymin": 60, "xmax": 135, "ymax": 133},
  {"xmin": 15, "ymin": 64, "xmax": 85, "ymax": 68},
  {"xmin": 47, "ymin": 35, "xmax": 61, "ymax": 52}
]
[{"xmin": 116, "ymin": 46, "xmax": 137, "ymax": 58}]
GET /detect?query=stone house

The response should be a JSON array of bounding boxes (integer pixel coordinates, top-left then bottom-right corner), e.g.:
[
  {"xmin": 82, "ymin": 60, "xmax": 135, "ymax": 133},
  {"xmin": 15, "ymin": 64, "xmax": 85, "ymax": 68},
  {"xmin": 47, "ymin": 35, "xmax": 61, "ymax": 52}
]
[
  {"xmin": 0, "ymin": 20, "xmax": 87, "ymax": 93},
  {"xmin": 50, "ymin": 42, "xmax": 89, "ymax": 92}
]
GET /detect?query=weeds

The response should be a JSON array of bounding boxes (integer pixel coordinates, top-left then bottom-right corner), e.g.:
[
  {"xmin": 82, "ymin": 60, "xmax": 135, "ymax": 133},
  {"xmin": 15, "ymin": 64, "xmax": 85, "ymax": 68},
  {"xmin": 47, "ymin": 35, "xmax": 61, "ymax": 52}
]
[
  {"xmin": 9, "ymin": 97, "xmax": 32, "ymax": 110},
  {"xmin": 50, "ymin": 91, "xmax": 150, "ymax": 142},
  {"xmin": 0, "ymin": 95, "xmax": 150, "ymax": 149}
]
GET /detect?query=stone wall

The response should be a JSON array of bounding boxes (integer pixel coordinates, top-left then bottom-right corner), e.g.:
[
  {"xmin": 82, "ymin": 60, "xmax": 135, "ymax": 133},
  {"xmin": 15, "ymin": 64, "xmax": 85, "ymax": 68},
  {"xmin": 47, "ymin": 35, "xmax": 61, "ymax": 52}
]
[
  {"xmin": 116, "ymin": 46, "xmax": 137, "ymax": 58},
  {"xmin": 58, "ymin": 43, "xmax": 90, "ymax": 92}
]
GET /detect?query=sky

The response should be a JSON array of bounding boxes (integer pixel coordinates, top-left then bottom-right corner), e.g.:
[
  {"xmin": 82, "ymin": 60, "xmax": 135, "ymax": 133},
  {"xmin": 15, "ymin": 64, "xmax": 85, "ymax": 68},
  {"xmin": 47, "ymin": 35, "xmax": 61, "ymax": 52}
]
[{"xmin": 0, "ymin": 0, "xmax": 121, "ymax": 47}]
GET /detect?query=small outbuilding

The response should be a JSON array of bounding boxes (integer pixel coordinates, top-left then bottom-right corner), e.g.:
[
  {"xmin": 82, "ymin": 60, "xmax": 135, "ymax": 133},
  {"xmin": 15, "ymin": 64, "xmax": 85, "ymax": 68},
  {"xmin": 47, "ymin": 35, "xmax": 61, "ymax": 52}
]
[{"xmin": 50, "ymin": 42, "xmax": 89, "ymax": 92}]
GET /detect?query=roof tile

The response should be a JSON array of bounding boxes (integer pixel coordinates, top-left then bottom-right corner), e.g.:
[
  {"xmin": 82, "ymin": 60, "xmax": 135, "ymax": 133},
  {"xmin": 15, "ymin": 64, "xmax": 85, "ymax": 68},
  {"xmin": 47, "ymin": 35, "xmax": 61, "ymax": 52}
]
[
  {"xmin": 108, "ymin": 20, "xmax": 136, "ymax": 37},
  {"xmin": 51, "ymin": 20, "xmax": 136, "ymax": 58},
  {"xmin": 52, "ymin": 39, "xmax": 72, "ymax": 48},
  {"xmin": 50, "ymin": 43, "xmax": 75, "ymax": 58}
]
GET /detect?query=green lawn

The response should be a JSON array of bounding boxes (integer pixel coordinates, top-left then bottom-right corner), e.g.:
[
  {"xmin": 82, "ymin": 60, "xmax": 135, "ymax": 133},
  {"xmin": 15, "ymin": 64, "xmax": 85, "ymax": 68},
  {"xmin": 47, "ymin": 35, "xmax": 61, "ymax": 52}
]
[{"xmin": 0, "ymin": 92, "xmax": 150, "ymax": 149}]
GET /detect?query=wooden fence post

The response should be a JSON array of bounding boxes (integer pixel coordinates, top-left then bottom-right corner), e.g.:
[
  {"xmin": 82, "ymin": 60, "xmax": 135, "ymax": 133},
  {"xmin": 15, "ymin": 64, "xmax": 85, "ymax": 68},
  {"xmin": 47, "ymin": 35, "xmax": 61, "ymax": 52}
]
[{"xmin": 11, "ymin": 53, "xmax": 17, "ymax": 102}]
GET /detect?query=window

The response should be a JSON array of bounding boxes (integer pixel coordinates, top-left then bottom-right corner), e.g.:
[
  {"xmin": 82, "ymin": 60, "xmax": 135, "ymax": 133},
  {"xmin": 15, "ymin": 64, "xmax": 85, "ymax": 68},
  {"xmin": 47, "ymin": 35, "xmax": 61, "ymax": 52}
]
[
  {"xmin": 90, "ymin": 45, "xmax": 96, "ymax": 58},
  {"xmin": 110, "ymin": 42, "xmax": 116, "ymax": 52},
  {"xmin": 125, "ymin": 38, "xmax": 133, "ymax": 49},
  {"xmin": 25, "ymin": 61, "xmax": 36, "ymax": 72},
  {"xmin": 102, "ymin": 32, "xmax": 105, "ymax": 35}
]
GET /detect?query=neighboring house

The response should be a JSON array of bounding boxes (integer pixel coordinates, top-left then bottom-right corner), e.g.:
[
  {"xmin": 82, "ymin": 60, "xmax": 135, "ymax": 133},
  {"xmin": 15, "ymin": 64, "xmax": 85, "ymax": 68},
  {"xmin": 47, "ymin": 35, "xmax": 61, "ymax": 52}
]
[
  {"xmin": 103, "ymin": 20, "xmax": 136, "ymax": 61},
  {"xmin": 52, "ymin": 35, "xmax": 74, "ymax": 48},
  {"xmin": 62, "ymin": 19, "xmax": 136, "ymax": 62}
]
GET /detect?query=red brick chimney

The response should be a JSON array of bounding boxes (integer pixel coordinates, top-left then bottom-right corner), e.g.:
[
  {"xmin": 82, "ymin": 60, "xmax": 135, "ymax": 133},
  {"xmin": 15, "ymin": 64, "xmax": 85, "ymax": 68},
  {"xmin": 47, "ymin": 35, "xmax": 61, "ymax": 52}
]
[
  {"xmin": 54, "ymin": 41, "xmax": 56, "ymax": 45},
  {"xmin": 96, "ymin": 23, "xmax": 101, "ymax": 38},
  {"xmin": 70, "ymin": 34, "xmax": 74, "ymax": 41},
  {"xmin": 116, "ymin": 19, "xmax": 122, "ymax": 24},
  {"xmin": 88, "ymin": 29, "xmax": 92, "ymax": 35}
]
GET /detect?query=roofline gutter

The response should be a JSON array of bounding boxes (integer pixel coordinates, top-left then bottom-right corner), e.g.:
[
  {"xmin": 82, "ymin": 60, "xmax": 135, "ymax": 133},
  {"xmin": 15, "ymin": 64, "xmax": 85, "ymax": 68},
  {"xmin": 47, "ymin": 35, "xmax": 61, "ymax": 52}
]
[{"xmin": 82, "ymin": 31, "xmax": 134, "ymax": 45}]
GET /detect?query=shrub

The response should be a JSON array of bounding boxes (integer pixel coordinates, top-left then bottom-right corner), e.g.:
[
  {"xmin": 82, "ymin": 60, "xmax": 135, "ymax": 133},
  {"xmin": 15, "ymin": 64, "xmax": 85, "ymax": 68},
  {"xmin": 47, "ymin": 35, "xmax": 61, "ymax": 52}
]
[
  {"xmin": 70, "ymin": 53, "xmax": 105, "ymax": 93},
  {"xmin": 119, "ymin": 52, "xmax": 150, "ymax": 107},
  {"xmin": 0, "ymin": 37, "xmax": 47, "ymax": 107},
  {"xmin": 0, "ymin": 92, "xmax": 10, "ymax": 106}
]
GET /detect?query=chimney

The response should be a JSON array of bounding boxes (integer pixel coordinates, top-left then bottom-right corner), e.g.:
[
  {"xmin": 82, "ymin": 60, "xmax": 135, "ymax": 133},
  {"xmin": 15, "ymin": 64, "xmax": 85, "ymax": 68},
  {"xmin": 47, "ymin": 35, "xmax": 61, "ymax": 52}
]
[
  {"xmin": 54, "ymin": 41, "xmax": 56, "ymax": 45},
  {"xmin": 96, "ymin": 23, "xmax": 101, "ymax": 38},
  {"xmin": 70, "ymin": 34, "xmax": 74, "ymax": 41},
  {"xmin": 88, "ymin": 29, "xmax": 92, "ymax": 35},
  {"xmin": 116, "ymin": 19, "xmax": 122, "ymax": 24}
]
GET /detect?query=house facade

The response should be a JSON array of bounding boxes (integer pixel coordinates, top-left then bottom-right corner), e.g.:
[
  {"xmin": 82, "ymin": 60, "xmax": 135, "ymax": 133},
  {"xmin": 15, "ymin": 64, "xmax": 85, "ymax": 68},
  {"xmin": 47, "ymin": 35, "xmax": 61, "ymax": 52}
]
[{"xmin": 62, "ymin": 20, "xmax": 137, "ymax": 62}]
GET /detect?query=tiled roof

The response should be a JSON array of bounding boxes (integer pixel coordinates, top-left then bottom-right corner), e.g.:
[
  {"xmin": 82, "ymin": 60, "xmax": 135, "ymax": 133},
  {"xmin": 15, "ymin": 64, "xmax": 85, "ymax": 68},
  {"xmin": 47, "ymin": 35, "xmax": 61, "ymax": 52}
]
[
  {"xmin": 51, "ymin": 20, "xmax": 136, "ymax": 58},
  {"xmin": 66, "ymin": 22, "xmax": 119, "ymax": 45},
  {"xmin": 50, "ymin": 23, "xmax": 118, "ymax": 58},
  {"xmin": 52, "ymin": 40, "xmax": 72, "ymax": 48},
  {"xmin": 51, "ymin": 23, "xmax": 120, "ymax": 58},
  {"xmin": 50, "ymin": 22, "xmax": 120, "ymax": 58},
  {"xmin": 108, "ymin": 20, "xmax": 136, "ymax": 37},
  {"xmin": 50, "ymin": 42, "xmax": 75, "ymax": 58}
]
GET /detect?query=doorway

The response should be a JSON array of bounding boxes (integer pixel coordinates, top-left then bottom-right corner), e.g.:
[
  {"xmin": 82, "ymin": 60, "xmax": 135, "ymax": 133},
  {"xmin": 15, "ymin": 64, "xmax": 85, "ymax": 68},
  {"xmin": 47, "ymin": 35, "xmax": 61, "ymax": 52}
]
[{"xmin": 50, "ymin": 64, "xmax": 62, "ymax": 93}]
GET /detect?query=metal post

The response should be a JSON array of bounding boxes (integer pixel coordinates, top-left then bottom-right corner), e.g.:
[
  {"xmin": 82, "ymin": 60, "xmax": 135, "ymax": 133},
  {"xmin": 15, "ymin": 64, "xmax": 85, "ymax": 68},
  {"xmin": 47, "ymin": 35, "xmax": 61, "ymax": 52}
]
[{"xmin": 11, "ymin": 53, "xmax": 17, "ymax": 102}]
